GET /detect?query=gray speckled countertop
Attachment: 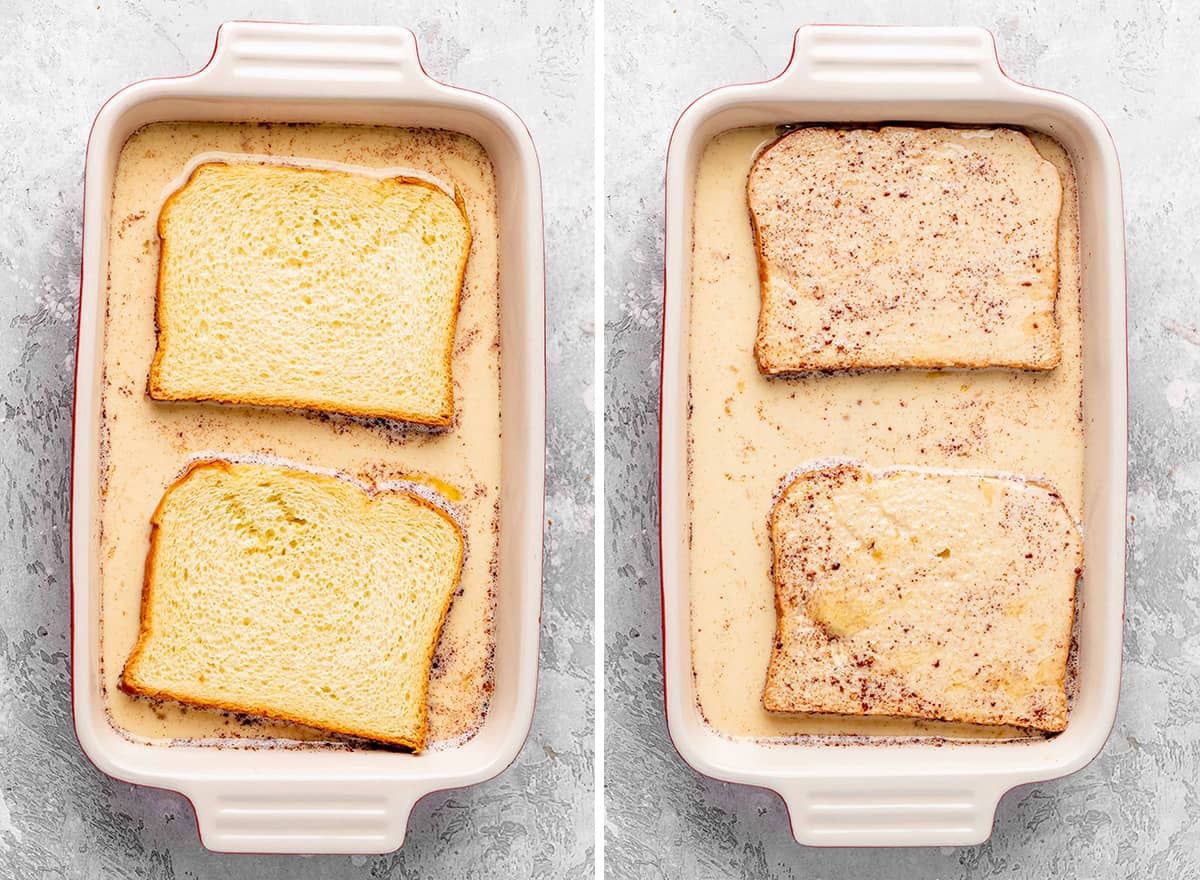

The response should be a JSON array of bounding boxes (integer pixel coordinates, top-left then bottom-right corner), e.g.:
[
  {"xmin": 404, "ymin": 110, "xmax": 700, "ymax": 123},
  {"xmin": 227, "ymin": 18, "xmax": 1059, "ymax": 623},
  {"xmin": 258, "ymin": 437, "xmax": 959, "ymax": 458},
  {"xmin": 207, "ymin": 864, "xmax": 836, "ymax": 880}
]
[
  {"xmin": 605, "ymin": 1, "xmax": 1200, "ymax": 877},
  {"xmin": 0, "ymin": 1, "xmax": 593, "ymax": 877}
]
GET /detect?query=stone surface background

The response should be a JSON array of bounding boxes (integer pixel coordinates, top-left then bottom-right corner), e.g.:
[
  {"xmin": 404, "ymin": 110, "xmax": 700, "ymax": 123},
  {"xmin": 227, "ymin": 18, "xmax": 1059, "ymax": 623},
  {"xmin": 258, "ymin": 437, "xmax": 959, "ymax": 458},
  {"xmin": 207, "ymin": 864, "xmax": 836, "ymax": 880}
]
[
  {"xmin": 0, "ymin": 1, "xmax": 593, "ymax": 877},
  {"xmin": 605, "ymin": 2, "xmax": 1200, "ymax": 877}
]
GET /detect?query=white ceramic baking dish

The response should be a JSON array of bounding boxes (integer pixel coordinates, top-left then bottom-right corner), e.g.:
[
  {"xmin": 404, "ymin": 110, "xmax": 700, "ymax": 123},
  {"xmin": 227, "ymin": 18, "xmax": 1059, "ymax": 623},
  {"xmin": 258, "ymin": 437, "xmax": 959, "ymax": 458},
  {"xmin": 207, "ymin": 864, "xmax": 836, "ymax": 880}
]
[
  {"xmin": 71, "ymin": 21, "xmax": 545, "ymax": 854},
  {"xmin": 660, "ymin": 25, "xmax": 1127, "ymax": 847}
]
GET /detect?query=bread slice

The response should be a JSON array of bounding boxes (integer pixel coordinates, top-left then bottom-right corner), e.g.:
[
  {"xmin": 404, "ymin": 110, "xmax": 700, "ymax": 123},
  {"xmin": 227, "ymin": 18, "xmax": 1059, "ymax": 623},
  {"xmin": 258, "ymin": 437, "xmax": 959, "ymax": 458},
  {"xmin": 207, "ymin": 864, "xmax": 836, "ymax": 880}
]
[
  {"xmin": 747, "ymin": 127, "xmax": 1064, "ymax": 374},
  {"xmin": 763, "ymin": 463, "xmax": 1081, "ymax": 732},
  {"xmin": 120, "ymin": 460, "xmax": 464, "ymax": 750},
  {"xmin": 149, "ymin": 162, "xmax": 472, "ymax": 426}
]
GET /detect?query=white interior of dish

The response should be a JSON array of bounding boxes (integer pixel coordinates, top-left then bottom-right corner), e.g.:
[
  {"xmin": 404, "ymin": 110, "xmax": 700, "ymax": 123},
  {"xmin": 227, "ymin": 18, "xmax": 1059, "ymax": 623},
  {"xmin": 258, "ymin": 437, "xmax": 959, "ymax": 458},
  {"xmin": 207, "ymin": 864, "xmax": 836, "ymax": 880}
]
[
  {"xmin": 660, "ymin": 27, "xmax": 1126, "ymax": 846},
  {"xmin": 71, "ymin": 23, "xmax": 544, "ymax": 854}
]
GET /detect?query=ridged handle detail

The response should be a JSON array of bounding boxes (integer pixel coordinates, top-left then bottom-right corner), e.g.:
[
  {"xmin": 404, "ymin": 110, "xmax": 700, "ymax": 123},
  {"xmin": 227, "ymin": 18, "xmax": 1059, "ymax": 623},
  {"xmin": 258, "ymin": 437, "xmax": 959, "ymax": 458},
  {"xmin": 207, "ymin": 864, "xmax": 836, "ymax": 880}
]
[
  {"xmin": 193, "ymin": 21, "xmax": 437, "ymax": 96},
  {"xmin": 189, "ymin": 783, "xmax": 414, "ymax": 854},
  {"xmin": 785, "ymin": 26, "xmax": 1008, "ymax": 90},
  {"xmin": 781, "ymin": 779, "xmax": 1003, "ymax": 846}
]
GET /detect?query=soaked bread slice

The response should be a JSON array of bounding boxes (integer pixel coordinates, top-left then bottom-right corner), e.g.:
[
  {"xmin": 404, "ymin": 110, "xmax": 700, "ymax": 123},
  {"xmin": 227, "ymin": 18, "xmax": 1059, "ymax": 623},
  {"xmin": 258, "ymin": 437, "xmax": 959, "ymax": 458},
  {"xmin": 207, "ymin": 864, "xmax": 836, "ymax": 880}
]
[
  {"xmin": 748, "ymin": 127, "xmax": 1063, "ymax": 374},
  {"xmin": 763, "ymin": 463, "xmax": 1081, "ymax": 732},
  {"xmin": 149, "ymin": 162, "xmax": 471, "ymax": 426},
  {"xmin": 121, "ymin": 460, "xmax": 464, "ymax": 751}
]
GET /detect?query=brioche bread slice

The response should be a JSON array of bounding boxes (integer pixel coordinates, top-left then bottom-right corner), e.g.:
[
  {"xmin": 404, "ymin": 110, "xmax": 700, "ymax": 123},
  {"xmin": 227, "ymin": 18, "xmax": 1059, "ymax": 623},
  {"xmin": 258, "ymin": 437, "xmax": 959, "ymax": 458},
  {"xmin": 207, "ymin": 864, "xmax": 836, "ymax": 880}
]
[
  {"xmin": 763, "ymin": 463, "xmax": 1081, "ymax": 732},
  {"xmin": 149, "ymin": 162, "xmax": 471, "ymax": 426},
  {"xmin": 120, "ymin": 460, "xmax": 464, "ymax": 750},
  {"xmin": 748, "ymin": 127, "xmax": 1063, "ymax": 374}
]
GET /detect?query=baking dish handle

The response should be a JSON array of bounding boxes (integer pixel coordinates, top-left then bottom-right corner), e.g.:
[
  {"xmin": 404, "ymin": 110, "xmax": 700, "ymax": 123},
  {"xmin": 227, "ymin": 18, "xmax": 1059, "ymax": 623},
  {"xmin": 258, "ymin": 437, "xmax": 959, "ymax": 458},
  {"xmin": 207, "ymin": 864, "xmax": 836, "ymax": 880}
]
[
  {"xmin": 775, "ymin": 26, "xmax": 1014, "ymax": 98},
  {"xmin": 185, "ymin": 781, "xmax": 417, "ymax": 854},
  {"xmin": 776, "ymin": 776, "xmax": 1008, "ymax": 847},
  {"xmin": 189, "ymin": 21, "xmax": 444, "ymax": 100}
]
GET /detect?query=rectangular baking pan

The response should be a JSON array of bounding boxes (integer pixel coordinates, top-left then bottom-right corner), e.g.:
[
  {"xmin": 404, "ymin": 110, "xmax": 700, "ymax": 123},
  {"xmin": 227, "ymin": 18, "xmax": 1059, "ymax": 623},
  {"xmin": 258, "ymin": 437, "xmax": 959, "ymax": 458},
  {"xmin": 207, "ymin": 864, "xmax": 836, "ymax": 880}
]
[
  {"xmin": 71, "ymin": 21, "xmax": 545, "ymax": 854},
  {"xmin": 660, "ymin": 25, "xmax": 1126, "ymax": 847}
]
